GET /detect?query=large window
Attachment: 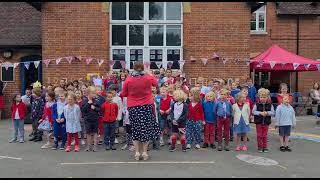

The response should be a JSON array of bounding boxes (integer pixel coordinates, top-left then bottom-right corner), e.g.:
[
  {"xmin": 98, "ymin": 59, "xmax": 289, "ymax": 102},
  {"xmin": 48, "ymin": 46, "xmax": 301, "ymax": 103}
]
[
  {"xmin": 250, "ymin": 5, "xmax": 266, "ymax": 33},
  {"xmin": 110, "ymin": 2, "xmax": 183, "ymax": 70}
]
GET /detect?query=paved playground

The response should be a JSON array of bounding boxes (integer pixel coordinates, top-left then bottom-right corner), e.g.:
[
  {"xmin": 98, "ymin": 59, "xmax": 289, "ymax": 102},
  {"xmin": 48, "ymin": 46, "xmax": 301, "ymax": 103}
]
[{"xmin": 0, "ymin": 115, "xmax": 319, "ymax": 178}]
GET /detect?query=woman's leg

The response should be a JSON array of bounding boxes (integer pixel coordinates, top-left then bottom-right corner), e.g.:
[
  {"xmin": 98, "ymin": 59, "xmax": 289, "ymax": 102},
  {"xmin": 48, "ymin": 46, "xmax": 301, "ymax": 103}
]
[{"xmin": 142, "ymin": 141, "xmax": 149, "ymax": 154}]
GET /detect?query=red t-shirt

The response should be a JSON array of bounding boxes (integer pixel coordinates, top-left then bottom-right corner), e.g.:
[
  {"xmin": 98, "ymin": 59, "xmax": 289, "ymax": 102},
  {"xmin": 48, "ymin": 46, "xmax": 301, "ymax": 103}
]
[
  {"xmin": 277, "ymin": 94, "xmax": 293, "ymax": 105},
  {"xmin": 187, "ymin": 102, "xmax": 205, "ymax": 122},
  {"xmin": 160, "ymin": 96, "xmax": 173, "ymax": 112}
]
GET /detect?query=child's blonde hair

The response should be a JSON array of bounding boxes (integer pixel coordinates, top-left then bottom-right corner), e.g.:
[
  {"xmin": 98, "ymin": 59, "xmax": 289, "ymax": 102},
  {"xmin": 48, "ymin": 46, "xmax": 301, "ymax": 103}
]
[
  {"xmin": 67, "ymin": 92, "xmax": 77, "ymax": 102},
  {"xmin": 235, "ymin": 91, "xmax": 246, "ymax": 103},
  {"xmin": 190, "ymin": 87, "xmax": 201, "ymax": 102},
  {"xmin": 205, "ymin": 91, "xmax": 216, "ymax": 101},
  {"xmin": 257, "ymin": 88, "xmax": 270, "ymax": 98},
  {"xmin": 220, "ymin": 88, "xmax": 229, "ymax": 95},
  {"xmin": 173, "ymin": 90, "xmax": 187, "ymax": 102},
  {"xmin": 87, "ymin": 86, "xmax": 96, "ymax": 93}
]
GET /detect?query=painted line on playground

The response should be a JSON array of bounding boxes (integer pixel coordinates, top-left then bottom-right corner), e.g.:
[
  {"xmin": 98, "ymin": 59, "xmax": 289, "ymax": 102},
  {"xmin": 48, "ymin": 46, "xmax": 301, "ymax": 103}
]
[
  {"xmin": 61, "ymin": 161, "xmax": 215, "ymax": 166},
  {"xmin": 0, "ymin": 156, "xmax": 23, "ymax": 160}
]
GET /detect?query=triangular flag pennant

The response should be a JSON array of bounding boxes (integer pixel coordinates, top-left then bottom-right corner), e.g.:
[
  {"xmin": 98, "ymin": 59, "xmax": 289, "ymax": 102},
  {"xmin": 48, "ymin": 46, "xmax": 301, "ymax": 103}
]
[
  {"xmin": 222, "ymin": 58, "xmax": 228, "ymax": 65},
  {"xmin": 190, "ymin": 56, "xmax": 196, "ymax": 63},
  {"xmin": 13, "ymin": 63, "xmax": 19, "ymax": 69},
  {"xmin": 86, "ymin": 57, "xmax": 93, "ymax": 65},
  {"xmin": 179, "ymin": 60, "xmax": 185, "ymax": 70},
  {"xmin": 33, "ymin": 61, "xmax": 40, "ymax": 69},
  {"xmin": 43, "ymin": 59, "xmax": 51, "ymax": 67},
  {"xmin": 56, "ymin": 58, "xmax": 62, "ymax": 65},
  {"xmin": 144, "ymin": 61, "xmax": 151, "ymax": 69},
  {"xmin": 234, "ymin": 58, "xmax": 241, "ymax": 65},
  {"xmin": 167, "ymin": 61, "xmax": 173, "ymax": 69},
  {"xmin": 120, "ymin": 61, "xmax": 126, "ymax": 69},
  {"xmin": 269, "ymin": 61, "xmax": 276, "ymax": 69},
  {"xmin": 201, "ymin": 58, "xmax": 208, "ymax": 66},
  {"xmin": 258, "ymin": 60, "xmax": 264, "ymax": 66},
  {"xmin": 24, "ymin": 62, "xmax": 30, "ymax": 70},
  {"xmin": 155, "ymin": 62, "xmax": 162, "ymax": 69},
  {"xmin": 281, "ymin": 62, "xmax": 287, "ymax": 67},
  {"xmin": 317, "ymin": 64, "xmax": 320, "ymax": 72},
  {"xmin": 76, "ymin": 56, "xmax": 82, "ymax": 61},
  {"xmin": 97, "ymin": 59, "xmax": 104, "ymax": 67},
  {"xmin": 245, "ymin": 59, "xmax": 251, "ymax": 66},
  {"xmin": 293, "ymin": 63, "xmax": 300, "ymax": 70},
  {"xmin": 304, "ymin": 64, "xmax": 311, "ymax": 70},
  {"xmin": 212, "ymin": 52, "xmax": 219, "ymax": 60},
  {"xmin": 3, "ymin": 63, "xmax": 11, "ymax": 70},
  {"xmin": 109, "ymin": 60, "xmax": 115, "ymax": 67},
  {"xmin": 66, "ymin": 56, "xmax": 74, "ymax": 64}
]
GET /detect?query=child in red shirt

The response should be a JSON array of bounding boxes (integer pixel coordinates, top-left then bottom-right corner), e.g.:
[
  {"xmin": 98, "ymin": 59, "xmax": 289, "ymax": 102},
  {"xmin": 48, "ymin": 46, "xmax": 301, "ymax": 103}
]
[
  {"xmin": 40, "ymin": 91, "xmax": 55, "ymax": 149},
  {"xmin": 101, "ymin": 91, "xmax": 118, "ymax": 150},
  {"xmin": 10, "ymin": 94, "xmax": 27, "ymax": 143},
  {"xmin": 186, "ymin": 87, "xmax": 205, "ymax": 150},
  {"xmin": 159, "ymin": 87, "xmax": 173, "ymax": 146}
]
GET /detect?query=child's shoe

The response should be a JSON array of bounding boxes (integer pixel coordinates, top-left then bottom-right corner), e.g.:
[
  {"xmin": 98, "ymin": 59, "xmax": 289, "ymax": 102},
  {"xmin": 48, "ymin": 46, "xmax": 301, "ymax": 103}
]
[
  {"xmin": 98, "ymin": 141, "xmax": 103, "ymax": 145},
  {"xmin": 134, "ymin": 152, "xmax": 140, "ymax": 161},
  {"xmin": 160, "ymin": 138, "xmax": 165, "ymax": 146},
  {"xmin": 114, "ymin": 138, "xmax": 119, "ymax": 144},
  {"xmin": 202, "ymin": 143, "xmax": 208, "ymax": 148},
  {"xmin": 85, "ymin": 145, "xmax": 91, "ymax": 152},
  {"xmin": 92, "ymin": 145, "xmax": 98, "ymax": 152},
  {"xmin": 142, "ymin": 152, "xmax": 149, "ymax": 161},
  {"xmin": 74, "ymin": 145, "xmax": 80, "ymax": 152},
  {"xmin": 224, "ymin": 143, "xmax": 230, "ymax": 151},
  {"xmin": 65, "ymin": 146, "xmax": 71, "ymax": 152},
  {"xmin": 111, "ymin": 145, "xmax": 117, "ymax": 150},
  {"xmin": 59, "ymin": 144, "xmax": 65, "ymax": 150},
  {"xmin": 121, "ymin": 144, "xmax": 128, "ymax": 150},
  {"xmin": 235, "ymin": 146, "xmax": 241, "ymax": 151},
  {"xmin": 169, "ymin": 145, "xmax": 176, "ymax": 152},
  {"xmin": 217, "ymin": 144, "xmax": 223, "ymax": 151},
  {"xmin": 210, "ymin": 144, "xmax": 216, "ymax": 149},
  {"xmin": 241, "ymin": 145, "xmax": 248, "ymax": 151},
  {"xmin": 51, "ymin": 142, "xmax": 58, "ymax": 150},
  {"xmin": 186, "ymin": 144, "xmax": 191, "ymax": 149},
  {"xmin": 182, "ymin": 144, "xmax": 187, "ymax": 152},
  {"xmin": 280, "ymin": 146, "xmax": 286, "ymax": 152},
  {"xmin": 81, "ymin": 139, "xmax": 86, "ymax": 145},
  {"xmin": 9, "ymin": 138, "xmax": 17, "ymax": 143},
  {"xmin": 263, "ymin": 148, "xmax": 269, "ymax": 153},
  {"xmin": 19, "ymin": 139, "xmax": 25, "ymax": 143},
  {"xmin": 258, "ymin": 148, "xmax": 263, "ymax": 153},
  {"xmin": 41, "ymin": 142, "xmax": 50, "ymax": 149},
  {"xmin": 195, "ymin": 144, "xmax": 201, "ymax": 149}
]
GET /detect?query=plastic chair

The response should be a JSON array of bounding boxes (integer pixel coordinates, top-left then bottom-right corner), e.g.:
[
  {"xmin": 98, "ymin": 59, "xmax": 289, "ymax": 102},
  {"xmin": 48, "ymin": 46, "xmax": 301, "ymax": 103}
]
[{"xmin": 291, "ymin": 92, "xmax": 307, "ymax": 115}]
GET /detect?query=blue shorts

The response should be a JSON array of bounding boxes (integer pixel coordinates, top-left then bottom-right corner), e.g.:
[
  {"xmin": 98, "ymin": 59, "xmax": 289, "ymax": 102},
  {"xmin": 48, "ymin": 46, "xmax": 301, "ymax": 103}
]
[{"xmin": 279, "ymin": 125, "xmax": 291, "ymax": 137}]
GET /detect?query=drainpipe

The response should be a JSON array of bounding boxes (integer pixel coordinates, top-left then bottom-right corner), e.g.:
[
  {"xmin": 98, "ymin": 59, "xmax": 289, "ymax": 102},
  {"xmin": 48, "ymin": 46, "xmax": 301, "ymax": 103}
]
[{"xmin": 295, "ymin": 15, "xmax": 299, "ymax": 93}]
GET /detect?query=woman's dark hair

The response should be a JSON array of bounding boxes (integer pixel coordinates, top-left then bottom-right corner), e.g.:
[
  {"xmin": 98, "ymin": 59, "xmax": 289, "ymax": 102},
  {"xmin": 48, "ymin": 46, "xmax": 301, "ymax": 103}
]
[
  {"xmin": 46, "ymin": 90, "xmax": 56, "ymax": 101},
  {"xmin": 66, "ymin": 82, "xmax": 74, "ymax": 87},
  {"xmin": 133, "ymin": 61, "xmax": 144, "ymax": 72},
  {"xmin": 313, "ymin": 82, "xmax": 319, "ymax": 90}
]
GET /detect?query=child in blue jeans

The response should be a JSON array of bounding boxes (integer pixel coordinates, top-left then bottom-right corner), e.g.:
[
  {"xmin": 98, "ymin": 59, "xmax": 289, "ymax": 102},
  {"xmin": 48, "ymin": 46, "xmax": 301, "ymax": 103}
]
[
  {"xmin": 52, "ymin": 91, "xmax": 67, "ymax": 150},
  {"xmin": 10, "ymin": 94, "xmax": 27, "ymax": 143}
]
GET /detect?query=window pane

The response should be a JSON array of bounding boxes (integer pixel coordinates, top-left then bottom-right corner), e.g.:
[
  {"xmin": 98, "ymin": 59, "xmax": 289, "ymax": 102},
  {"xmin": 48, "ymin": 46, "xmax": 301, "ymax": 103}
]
[
  {"xmin": 129, "ymin": 25, "xmax": 144, "ymax": 46},
  {"xmin": 149, "ymin": 2, "xmax": 164, "ymax": 20},
  {"xmin": 112, "ymin": 25, "xmax": 126, "ymax": 46},
  {"xmin": 150, "ymin": 49, "xmax": 163, "ymax": 69},
  {"xmin": 251, "ymin": 13, "xmax": 256, "ymax": 21},
  {"xmin": 259, "ymin": 13, "xmax": 265, "ymax": 21},
  {"xmin": 112, "ymin": 49, "xmax": 126, "ymax": 69},
  {"xmin": 149, "ymin": 25, "xmax": 164, "ymax": 46},
  {"xmin": 251, "ymin": 21, "xmax": 256, "ymax": 30},
  {"xmin": 129, "ymin": 2, "xmax": 144, "ymax": 20},
  {"xmin": 166, "ymin": 2, "xmax": 181, "ymax": 20},
  {"xmin": 130, "ymin": 49, "xmax": 143, "ymax": 69},
  {"xmin": 112, "ymin": 2, "xmax": 126, "ymax": 20},
  {"xmin": 166, "ymin": 25, "xmax": 181, "ymax": 46},
  {"xmin": 258, "ymin": 22, "xmax": 265, "ymax": 30},
  {"xmin": 167, "ymin": 49, "xmax": 180, "ymax": 69}
]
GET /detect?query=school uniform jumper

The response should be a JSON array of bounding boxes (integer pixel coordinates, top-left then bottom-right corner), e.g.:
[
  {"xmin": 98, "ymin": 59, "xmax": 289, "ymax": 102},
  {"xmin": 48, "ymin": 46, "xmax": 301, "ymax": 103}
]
[
  {"xmin": 101, "ymin": 102, "xmax": 118, "ymax": 147},
  {"xmin": 215, "ymin": 100, "xmax": 232, "ymax": 145},
  {"xmin": 11, "ymin": 102, "xmax": 27, "ymax": 140},
  {"xmin": 202, "ymin": 100, "xmax": 217, "ymax": 145},
  {"xmin": 186, "ymin": 102, "xmax": 204, "ymax": 145},
  {"xmin": 52, "ymin": 101, "xmax": 67, "ymax": 147}
]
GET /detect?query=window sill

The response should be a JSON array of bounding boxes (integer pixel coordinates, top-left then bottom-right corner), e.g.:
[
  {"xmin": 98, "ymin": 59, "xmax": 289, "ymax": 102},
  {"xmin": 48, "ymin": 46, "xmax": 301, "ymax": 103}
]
[{"xmin": 250, "ymin": 31, "xmax": 268, "ymax": 35}]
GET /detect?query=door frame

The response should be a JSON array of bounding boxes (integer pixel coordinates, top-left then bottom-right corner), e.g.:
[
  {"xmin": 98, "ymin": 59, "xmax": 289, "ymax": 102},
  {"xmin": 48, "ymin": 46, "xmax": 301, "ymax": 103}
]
[{"xmin": 20, "ymin": 55, "xmax": 42, "ymax": 95}]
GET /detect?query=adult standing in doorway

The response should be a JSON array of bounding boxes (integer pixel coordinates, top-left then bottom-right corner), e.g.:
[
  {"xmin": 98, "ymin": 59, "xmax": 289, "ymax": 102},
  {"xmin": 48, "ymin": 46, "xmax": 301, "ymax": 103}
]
[
  {"xmin": 310, "ymin": 82, "xmax": 320, "ymax": 113},
  {"xmin": 120, "ymin": 61, "xmax": 160, "ymax": 161},
  {"xmin": 0, "ymin": 81, "xmax": 4, "ymax": 120}
]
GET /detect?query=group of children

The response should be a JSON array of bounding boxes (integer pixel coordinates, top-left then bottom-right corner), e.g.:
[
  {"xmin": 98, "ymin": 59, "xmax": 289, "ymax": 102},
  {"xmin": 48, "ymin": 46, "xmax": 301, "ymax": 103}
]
[{"xmin": 9, "ymin": 68, "xmax": 297, "ymax": 153}]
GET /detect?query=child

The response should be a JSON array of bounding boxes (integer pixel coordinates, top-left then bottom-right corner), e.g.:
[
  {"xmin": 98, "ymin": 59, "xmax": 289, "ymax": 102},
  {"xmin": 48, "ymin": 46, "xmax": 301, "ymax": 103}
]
[
  {"xmin": 40, "ymin": 91, "xmax": 55, "ymax": 148},
  {"xmin": 162, "ymin": 69, "xmax": 175, "ymax": 85},
  {"xmin": 169, "ymin": 90, "xmax": 188, "ymax": 152},
  {"xmin": 109, "ymin": 84, "xmax": 123, "ymax": 144},
  {"xmin": 230, "ymin": 82, "xmax": 241, "ymax": 99},
  {"xmin": 9, "ymin": 94, "xmax": 27, "ymax": 143},
  {"xmin": 277, "ymin": 83, "xmax": 293, "ymax": 105},
  {"xmin": 246, "ymin": 78, "xmax": 257, "ymax": 103},
  {"xmin": 64, "ymin": 92, "xmax": 82, "ymax": 152},
  {"xmin": 81, "ymin": 86, "xmax": 101, "ymax": 152},
  {"xmin": 75, "ymin": 90, "xmax": 86, "ymax": 145},
  {"xmin": 215, "ymin": 88, "xmax": 232, "ymax": 151},
  {"xmin": 232, "ymin": 92, "xmax": 251, "ymax": 151},
  {"xmin": 29, "ymin": 87, "xmax": 45, "ymax": 142},
  {"xmin": 275, "ymin": 95, "xmax": 296, "ymax": 152},
  {"xmin": 253, "ymin": 88, "xmax": 275, "ymax": 153},
  {"xmin": 212, "ymin": 80, "xmax": 221, "ymax": 101},
  {"xmin": 101, "ymin": 91, "xmax": 119, "ymax": 150},
  {"xmin": 150, "ymin": 86, "xmax": 161, "ymax": 150},
  {"xmin": 95, "ymin": 86, "xmax": 106, "ymax": 145},
  {"xmin": 202, "ymin": 91, "xmax": 217, "ymax": 149},
  {"xmin": 197, "ymin": 77, "xmax": 210, "ymax": 99},
  {"xmin": 159, "ymin": 86, "xmax": 173, "ymax": 146},
  {"xmin": 186, "ymin": 87, "xmax": 205, "ymax": 150},
  {"xmin": 52, "ymin": 91, "xmax": 67, "ymax": 150}
]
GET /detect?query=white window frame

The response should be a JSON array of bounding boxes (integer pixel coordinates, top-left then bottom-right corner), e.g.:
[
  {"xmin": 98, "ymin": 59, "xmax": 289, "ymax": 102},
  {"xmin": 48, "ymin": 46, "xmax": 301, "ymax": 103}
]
[
  {"xmin": 250, "ymin": 5, "xmax": 267, "ymax": 34},
  {"xmin": 110, "ymin": 2, "xmax": 183, "ymax": 71}
]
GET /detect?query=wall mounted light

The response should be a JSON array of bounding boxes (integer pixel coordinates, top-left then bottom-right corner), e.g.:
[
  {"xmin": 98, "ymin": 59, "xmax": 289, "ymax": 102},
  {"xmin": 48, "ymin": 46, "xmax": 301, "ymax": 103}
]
[{"xmin": 3, "ymin": 50, "xmax": 13, "ymax": 59}]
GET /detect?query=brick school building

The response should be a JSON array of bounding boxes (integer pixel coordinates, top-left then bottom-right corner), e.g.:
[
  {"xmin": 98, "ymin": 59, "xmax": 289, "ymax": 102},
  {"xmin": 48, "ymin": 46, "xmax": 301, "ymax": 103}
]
[{"xmin": 0, "ymin": 2, "xmax": 319, "ymax": 118}]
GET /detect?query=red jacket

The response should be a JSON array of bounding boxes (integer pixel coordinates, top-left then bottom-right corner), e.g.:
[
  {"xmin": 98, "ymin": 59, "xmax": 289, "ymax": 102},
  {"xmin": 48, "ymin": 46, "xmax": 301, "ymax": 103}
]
[
  {"xmin": 11, "ymin": 102, "xmax": 27, "ymax": 120},
  {"xmin": 160, "ymin": 95, "xmax": 172, "ymax": 112},
  {"xmin": 120, "ymin": 74, "xmax": 158, "ymax": 108},
  {"xmin": 42, "ymin": 103, "xmax": 54, "ymax": 124},
  {"xmin": 101, "ymin": 102, "xmax": 118, "ymax": 123},
  {"xmin": 187, "ymin": 102, "xmax": 205, "ymax": 122}
]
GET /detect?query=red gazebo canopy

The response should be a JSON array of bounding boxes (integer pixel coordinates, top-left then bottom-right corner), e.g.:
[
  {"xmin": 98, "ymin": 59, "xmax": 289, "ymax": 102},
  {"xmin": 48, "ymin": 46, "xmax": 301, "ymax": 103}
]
[{"xmin": 251, "ymin": 44, "xmax": 320, "ymax": 72}]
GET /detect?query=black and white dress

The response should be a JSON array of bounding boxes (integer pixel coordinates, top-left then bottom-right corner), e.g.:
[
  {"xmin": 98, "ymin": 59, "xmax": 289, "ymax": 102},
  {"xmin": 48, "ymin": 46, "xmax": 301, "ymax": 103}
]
[{"xmin": 129, "ymin": 104, "xmax": 160, "ymax": 143}]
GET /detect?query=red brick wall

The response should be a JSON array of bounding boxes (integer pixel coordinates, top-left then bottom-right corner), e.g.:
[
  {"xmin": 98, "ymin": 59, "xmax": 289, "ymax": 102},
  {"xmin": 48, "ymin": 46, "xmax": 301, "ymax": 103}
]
[
  {"xmin": 42, "ymin": 2, "xmax": 109, "ymax": 85},
  {"xmin": 249, "ymin": 2, "xmax": 320, "ymax": 96},
  {"xmin": 184, "ymin": 2, "xmax": 251, "ymax": 84}
]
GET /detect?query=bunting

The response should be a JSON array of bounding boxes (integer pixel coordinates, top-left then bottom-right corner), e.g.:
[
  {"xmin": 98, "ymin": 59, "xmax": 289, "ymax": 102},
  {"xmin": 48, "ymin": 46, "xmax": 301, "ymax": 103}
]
[
  {"xmin": 24, "ymin": 62, "xmax": 30, "ymax": 70},
  {"xmin": 222, "ymin": 58, "xmax": 228, "ymax": 65},
  {"xmin": 304, "ymin": 64, "xmax": 311, "ymax": 70},
  {"xmin": 293, "ymin": 63, "xmax": 300, "ymax": 70},
  {"xmin": 3, "ymin": 63, "xmax": 11, "ymax": 71},
  {"xmin": 43, "ymin": 59, "xmax": 51, "ymax": 67},
  {"xmin": 269, "ymin": 61, "xmax": 277, "ymax": 69},
  {"xmin": 179, "ymin": 60, "xmax": 185, "ymax": 70},
  {"xmin": 97, "ymin": 59, "xmax": 104, "ymax": 67},
  {"xmin": 109, "ymin": 60, "xmax": 115, "ymax": 67},
  {"xmin": 190, "ymin": 56, "xmax": 196, "ymax": 63},
  {"xmin": 245, "ymin": 59, "xmax": 251, "ymax": 66},
  {"xmin": 13, "ymin": 63, "xmax": 19, "ymax": 69},
  {"xmin": 212, "ymin": 52, "xmax": 219, "ymax": 60},
  {"xmin": 317, "ymin": 64, "xmax": 320, "ymax": 72},
  {"xmin": 86, "ymin": 57, "xmax": 93, "ymax": 65},
  {"xmin": 155, "ymin": 62, "xmax": 162, "ymax": 69},
  {"xmin": 120, "ymin": 61, "xmax": 126, "ymax": 69},
  {"xmin": 56, "ymin": 58, "xmax": 62, "ymax": 65},
  {"xmin": 66, "ymin": 56, "xmax": 73, "ymax": 64},
  {"xmin": 34, "ymin": 61, "xmax": 40, "ymax": 69},
  {"xmin": 167, "ymin": 61, "xmax": 173, "ymax": 69},
  {"xmin": 201, "ymin": 58, "xmax": 208, "ymax": 66},
  {"xmin": 143, "ymin": 61, "xmax": 151, "ymax": 69}
]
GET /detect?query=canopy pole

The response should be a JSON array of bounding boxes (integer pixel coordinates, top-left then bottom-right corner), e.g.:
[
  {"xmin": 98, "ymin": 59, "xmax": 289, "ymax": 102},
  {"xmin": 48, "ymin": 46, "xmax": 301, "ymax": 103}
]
[
  {"xmin": 252, "ymin": 68, "xmax": 255, "ymax": 86},
  {"xmin": 295, "ymin": 15, "xmax": 300, "ymax": 93}
]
